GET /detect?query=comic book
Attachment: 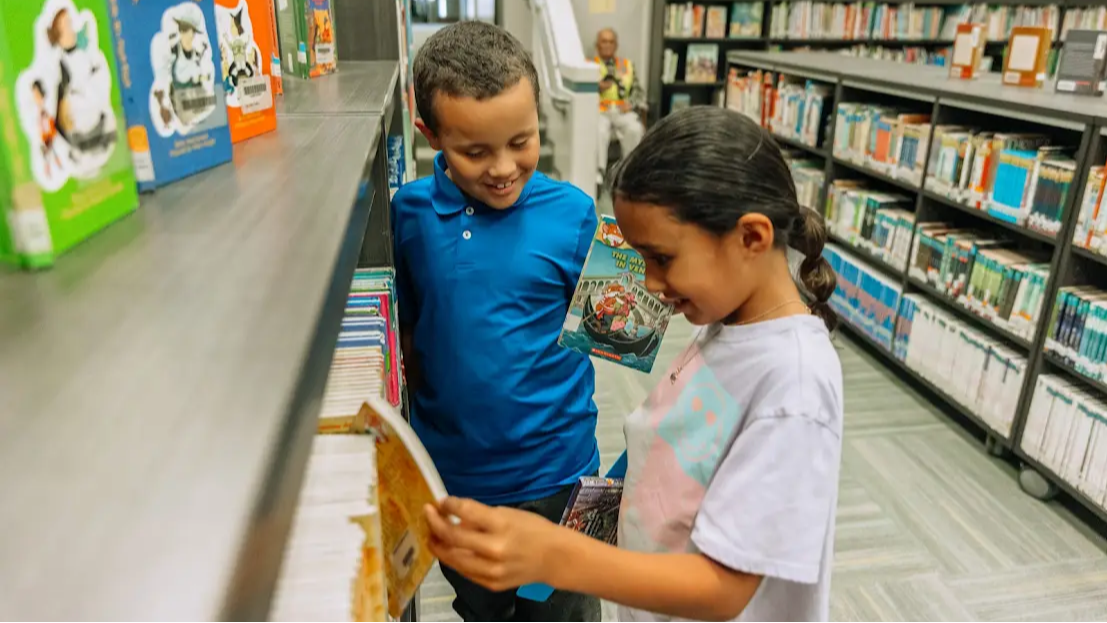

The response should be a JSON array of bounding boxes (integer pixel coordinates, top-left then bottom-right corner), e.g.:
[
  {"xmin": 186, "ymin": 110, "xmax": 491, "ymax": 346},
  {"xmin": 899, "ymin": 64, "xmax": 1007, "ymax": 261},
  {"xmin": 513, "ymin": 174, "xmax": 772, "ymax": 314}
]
[
  {"xmin": 215, "ymin": 0, "xmax": 277, "ymax": 142},
  {"xmin": 110, "ymin": 0, "xmax": 233, "ymax": 191},
  {"xmin": 0, "ymin": 0, "xmax": 139, "ymax": 269},
  {"xmin": 275, "ymin": 0, "xmax": 336, "ymax": 80},
  {"xmin": 559, "ymin": 215, "xmax": 674, "ymax": 373}
]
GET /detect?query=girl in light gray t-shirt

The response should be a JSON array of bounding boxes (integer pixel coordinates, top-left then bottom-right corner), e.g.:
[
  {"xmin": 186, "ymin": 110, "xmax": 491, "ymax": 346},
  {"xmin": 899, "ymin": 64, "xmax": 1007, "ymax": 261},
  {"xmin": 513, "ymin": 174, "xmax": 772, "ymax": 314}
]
[{"xmin": 424, "ymin": 107, "xmax": 845, "ymax": 622}]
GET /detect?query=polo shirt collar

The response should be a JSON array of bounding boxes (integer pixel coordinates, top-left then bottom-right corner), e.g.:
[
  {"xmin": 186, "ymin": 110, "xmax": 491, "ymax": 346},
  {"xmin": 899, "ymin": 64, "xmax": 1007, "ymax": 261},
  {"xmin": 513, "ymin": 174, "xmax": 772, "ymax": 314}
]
[{"xmin": 431, "ymin": 151, "xmax": 536, "ymax": 215}]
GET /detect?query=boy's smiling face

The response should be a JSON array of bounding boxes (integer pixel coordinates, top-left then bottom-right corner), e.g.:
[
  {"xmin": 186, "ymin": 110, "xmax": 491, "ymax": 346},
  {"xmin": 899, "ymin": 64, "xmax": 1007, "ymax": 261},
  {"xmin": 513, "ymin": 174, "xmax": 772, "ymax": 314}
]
[{"xmin": 417, "ymin": 78, "xmax": 540, "ymax": 210}]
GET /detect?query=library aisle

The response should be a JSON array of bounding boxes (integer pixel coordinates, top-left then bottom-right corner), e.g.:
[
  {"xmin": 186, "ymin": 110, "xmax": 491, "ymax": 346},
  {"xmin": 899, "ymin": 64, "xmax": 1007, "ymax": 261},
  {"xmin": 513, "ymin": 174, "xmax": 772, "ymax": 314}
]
[{"xmin": 419, "ymin": 318, "xmax": 1107, "ymax": 622}]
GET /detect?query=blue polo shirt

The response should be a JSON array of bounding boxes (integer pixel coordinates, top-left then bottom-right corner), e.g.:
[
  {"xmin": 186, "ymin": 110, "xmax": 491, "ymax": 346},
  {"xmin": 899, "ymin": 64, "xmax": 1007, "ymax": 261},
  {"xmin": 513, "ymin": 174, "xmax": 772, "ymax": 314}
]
[{"xmin": 391, "ymin": 153, "xmax": 600, "ymax": 505}]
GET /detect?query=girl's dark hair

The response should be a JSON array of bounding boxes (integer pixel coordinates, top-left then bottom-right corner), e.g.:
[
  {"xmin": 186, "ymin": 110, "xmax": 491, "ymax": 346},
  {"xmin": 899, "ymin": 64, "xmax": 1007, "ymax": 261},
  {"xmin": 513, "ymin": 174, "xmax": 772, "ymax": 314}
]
[{"xmin": 609, "ymin": 106, "xmax": 838, "ymax": 331}]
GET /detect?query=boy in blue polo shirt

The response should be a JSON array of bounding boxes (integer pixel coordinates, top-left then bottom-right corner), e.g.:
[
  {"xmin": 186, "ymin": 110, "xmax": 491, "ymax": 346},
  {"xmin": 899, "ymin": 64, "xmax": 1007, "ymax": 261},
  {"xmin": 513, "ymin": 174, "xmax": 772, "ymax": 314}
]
[{"xmin": 391, "ymin": 21, "xmax": 601, "ymax": 622}]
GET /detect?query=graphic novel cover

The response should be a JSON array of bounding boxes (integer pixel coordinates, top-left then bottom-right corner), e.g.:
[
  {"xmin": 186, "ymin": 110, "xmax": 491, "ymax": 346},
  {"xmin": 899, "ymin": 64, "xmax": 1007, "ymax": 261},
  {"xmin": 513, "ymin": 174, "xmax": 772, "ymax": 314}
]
[
  {"xmin": 1, "ymin": 0, "xmax": 138, "ymax": 269},
  {"xmin": 275, "ymin": 0, "xmax": 336, "ymax": 79},
  {"xmin": 559, "ymin": 215, "xmax": 673, "ymax": 373},
  {"xmin": 215, "ymin": 0, "xmax": 277, "ymax": 142},
  {"xmin": 110, "ymin": 0, "xmax": 233, "ymax": 191}
]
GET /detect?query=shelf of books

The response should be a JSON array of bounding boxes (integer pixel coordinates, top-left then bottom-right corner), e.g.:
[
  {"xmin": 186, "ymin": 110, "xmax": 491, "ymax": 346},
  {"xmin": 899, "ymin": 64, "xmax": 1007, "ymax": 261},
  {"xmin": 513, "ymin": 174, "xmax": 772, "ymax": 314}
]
[
  {"xmin": 0, "ymin": 0, "xmax": 417, "ymax": 618},
  {"xmin": 652, "ymin": 0, "xmax": 1107, "ymax": 121},
  {"xmin": 726, "ymin": 49, "xmax": 1107, "ymax": 525}
]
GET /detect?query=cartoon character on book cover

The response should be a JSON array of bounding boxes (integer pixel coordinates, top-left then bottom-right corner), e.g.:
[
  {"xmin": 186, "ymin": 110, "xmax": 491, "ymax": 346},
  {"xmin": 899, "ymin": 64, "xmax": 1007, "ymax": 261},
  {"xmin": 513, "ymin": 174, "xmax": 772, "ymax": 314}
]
[
  {"xmin": 560, "ymin": 217, "xmax": 673, "ymax": 374},
  {"xmin": 15, "ymin": 0, "xmax": 120, "ymax": 191},
  {"xmin": 305, "ymin": 0, "xmax": 336, "ymax": 77},
  {"xmin": 215, "ymin": 0, "xmax": 276, "ymax": 142},
  {"xmin": 149, "ymin": 3, "xmax": 223, "ymax": 137}
]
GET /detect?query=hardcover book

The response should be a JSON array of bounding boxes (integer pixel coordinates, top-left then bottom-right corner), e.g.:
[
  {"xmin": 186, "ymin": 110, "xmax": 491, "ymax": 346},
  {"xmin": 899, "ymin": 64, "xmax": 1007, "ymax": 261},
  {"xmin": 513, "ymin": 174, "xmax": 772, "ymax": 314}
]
[
  {"xmin": 560, "ymin": 216, "xmax": 673, "ymax": 374},
  {"xmin": 1, "ymin": 0, "xmax": 139, "ymax": 269},
  {"xmin": 1054, "ymin": 29, "xmax": 1107, "ymax": 96},
  {"xmin": 110, "ymin": 0, "xmax": 233, "ymax": 191},
  {"xmin": 215, "ymin": 0, "xmax": 277, "ymax": 142},
  {"xmin": 1002, "ymin": 26, "xmax": 1052, "ymax": 88},
  {"xmin": 949, "ymin": 23, "xmax": 985, "ymax": 80}
]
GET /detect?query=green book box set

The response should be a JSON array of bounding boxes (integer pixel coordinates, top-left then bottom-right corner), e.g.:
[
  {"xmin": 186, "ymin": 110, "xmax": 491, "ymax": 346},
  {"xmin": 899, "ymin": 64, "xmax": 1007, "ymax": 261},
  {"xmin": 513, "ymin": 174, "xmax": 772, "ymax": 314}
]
[{"xmin": 0, "ymin": 0, "xmax": 139, "ymax": 270}]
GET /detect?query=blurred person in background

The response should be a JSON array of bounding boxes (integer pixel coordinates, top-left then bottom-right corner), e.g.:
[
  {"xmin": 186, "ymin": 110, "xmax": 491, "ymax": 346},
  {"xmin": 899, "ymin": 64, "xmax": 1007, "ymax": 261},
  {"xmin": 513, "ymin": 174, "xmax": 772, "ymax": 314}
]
[{"xmin": 594, "ymin": 27, "xmax": 645, "ymax": 185}]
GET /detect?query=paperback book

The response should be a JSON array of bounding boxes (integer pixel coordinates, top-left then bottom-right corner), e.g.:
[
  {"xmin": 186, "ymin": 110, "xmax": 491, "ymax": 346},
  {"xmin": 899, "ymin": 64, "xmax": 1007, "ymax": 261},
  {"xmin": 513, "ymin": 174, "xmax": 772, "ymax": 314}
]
[
  {"xmin": 110, "ymin": 0, "xmax": 233, "ymax": 191},
  {"xmin": 1, "ymin": 0, "xmax": 139, "ymax": 269},
  {"xmin": 215, "ymin": 0, "xmax": 277, "ymax": 143},
  {"xmin": 351, "ymin": 398, "xmax": 448, "ymax": 620},
  {"xmin": 275, "ymin": 0, "xmax": 337, "ymax": 80},
  {"xmin": 560, "ymin": 216, "xmax": 673, "ymax": 373}
]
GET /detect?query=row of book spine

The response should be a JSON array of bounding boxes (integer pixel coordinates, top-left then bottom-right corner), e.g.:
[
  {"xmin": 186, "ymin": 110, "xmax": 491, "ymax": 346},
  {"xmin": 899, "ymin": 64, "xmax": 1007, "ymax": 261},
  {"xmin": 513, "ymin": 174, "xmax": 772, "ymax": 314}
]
[
  {"xmin": 924, "ymin": 128, "xmax": 1074, "ymax": 237},
  {"xmin": 1046, "ymin": 285, "xmax": 1107, "ymax": 384},
  {"xmin": 274, "ymin": 266, "xmax": 405, "ymax": 621},
  {"xmin": 784, "ymin": 154, "xmax": 827, "ymax": 211},
  {"xmin": 895, "ymin": 294, "xmax": 1027, "ymax": 436},
  {"xmin": 1022, "ymin": 374, "xmax": 1107, "ymax": 512},
  {"xmin": 833, "ymin": 103, "xmax": 931, "ymax": 186},
  {"xmin": 909, "ymin": 223, "xmax": 1049, "ymax": 341},
  {"xmin": 954, "ymin": 3, "xmax": 1062, "ymax": 43},
  {"xmin": 664, "ymin": 2, "xmax": 764, "ymax": 39},
  {"xmin": 825, "ymin": 243, "xmax": 902, "ymax": 349},
  {"xmin": 769, "ymin": 1, "xmax": 960, "ymax": 41},
  {"xmin": 825, "ymin": 180, "xmax": 914, "ymax": 272},
  {"xmin": 725, "ymin": 69, "xmax": 831, "ymax": 149},
  {"xmin": 1073, "ymin": 166, "xmax": 1107, "ymax": 258},
  {"xmin": 839, "ymin": 44, "xmax": 951, "ymax": 67}
]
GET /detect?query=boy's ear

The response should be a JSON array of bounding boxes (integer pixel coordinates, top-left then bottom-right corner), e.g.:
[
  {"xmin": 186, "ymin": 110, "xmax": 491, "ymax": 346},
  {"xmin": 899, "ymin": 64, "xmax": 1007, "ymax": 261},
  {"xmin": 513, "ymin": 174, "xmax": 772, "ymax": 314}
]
[{"xmin": 414, "ymin": 118, "xmax": 442, "ymax": 152}]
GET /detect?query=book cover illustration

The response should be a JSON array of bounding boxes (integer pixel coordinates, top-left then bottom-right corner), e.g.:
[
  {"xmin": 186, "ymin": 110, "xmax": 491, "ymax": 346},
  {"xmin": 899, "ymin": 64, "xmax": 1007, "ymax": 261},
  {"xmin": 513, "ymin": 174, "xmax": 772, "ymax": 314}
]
[
  {"xmin": 359, "ymin": 398, "xmax": 448, "ymax": 620},
  {"xmin": 111, "ymin": 0, "xmax": 233, "ymax": 191},
  {"xmin": 684, "ymin": 43, "xmax": 719, "ymax": 83},
  {"xmin": 304, "ymin": 0, "xmax": 336, "ymax": 77},
  {"xmin": 2, "ymin": 0, "xmax": 138, "ymax": 268},
  {"xmin": 560, "ymin": 216, "xmax": 673, "ymax": 373},
  {"xmin": 560, "ymin": 477, "xmax": 623, "ymax": 546},
  {"xmin": 215, "ymin": 0, "xmax": 277, "ymax": 143}
]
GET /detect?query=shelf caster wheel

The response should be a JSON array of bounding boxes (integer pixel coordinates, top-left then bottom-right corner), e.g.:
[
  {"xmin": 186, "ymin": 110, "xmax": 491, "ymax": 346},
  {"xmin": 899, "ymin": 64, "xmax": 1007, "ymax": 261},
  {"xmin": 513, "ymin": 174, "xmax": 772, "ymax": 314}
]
[
  {"xmin": 1019, "ymin": 466, "xmax": 1059, "ymax": 501},
  {"xmin": 984, "ymin": 435, "xmax": 1006, "ymax": 458}
]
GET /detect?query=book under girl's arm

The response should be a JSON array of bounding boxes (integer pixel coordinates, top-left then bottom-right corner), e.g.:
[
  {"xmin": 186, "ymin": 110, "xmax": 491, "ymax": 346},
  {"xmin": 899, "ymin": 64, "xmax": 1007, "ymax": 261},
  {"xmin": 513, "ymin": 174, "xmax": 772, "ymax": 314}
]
[{"xmin": 425, "ymin": 498, "xmax": 761, "ymax": 621}]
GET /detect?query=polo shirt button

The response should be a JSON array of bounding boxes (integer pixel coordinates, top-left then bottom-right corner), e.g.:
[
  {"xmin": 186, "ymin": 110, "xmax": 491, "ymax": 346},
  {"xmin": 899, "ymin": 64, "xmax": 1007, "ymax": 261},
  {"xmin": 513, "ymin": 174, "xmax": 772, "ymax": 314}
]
[
  {"xmin": 465, "ymin": 206, "xmax": 474, "ymax": 215},
  {"xmin": 463, "ymin": 230, "xmax": 472, "ymax": 240}
]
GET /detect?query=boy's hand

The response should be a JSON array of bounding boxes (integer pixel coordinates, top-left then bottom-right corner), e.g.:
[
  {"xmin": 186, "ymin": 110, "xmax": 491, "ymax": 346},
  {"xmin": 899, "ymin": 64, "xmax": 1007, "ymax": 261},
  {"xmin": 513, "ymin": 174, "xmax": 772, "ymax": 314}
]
[{"xmin": 425, "ymin": 497, "xmax": 567, "ymax": 592}]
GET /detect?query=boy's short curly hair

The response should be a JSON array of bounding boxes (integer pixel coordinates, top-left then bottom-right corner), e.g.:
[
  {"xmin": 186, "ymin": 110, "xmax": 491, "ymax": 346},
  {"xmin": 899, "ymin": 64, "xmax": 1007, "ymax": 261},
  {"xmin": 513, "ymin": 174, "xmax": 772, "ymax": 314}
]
[{"xmin": 413, "ymin": 21, "xmax": 540, "ymax": 133}]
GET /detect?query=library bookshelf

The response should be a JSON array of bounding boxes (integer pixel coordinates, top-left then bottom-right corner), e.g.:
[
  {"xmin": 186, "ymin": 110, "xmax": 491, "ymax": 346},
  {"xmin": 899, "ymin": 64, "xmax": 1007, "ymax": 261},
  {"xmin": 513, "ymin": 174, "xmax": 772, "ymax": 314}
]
[
  {"xmin": 726, "ymin": 49, "xmax": 1107, "ymax": 526},
  {"xmin": 650, "ymin": 0, "xmax": 1107, "ymax": 122}
]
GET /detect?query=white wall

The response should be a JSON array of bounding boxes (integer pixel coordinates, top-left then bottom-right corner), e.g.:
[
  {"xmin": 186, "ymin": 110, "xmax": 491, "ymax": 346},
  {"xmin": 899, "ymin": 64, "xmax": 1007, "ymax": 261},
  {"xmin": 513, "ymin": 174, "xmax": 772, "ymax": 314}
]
[{"xmin": 570, "ymin": 0, "xmax": 652, "ymax": 94}]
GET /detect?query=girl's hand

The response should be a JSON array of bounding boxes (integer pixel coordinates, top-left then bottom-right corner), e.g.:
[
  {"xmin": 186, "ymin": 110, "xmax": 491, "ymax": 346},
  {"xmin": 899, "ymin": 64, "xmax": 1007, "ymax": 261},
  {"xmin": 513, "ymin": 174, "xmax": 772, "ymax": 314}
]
[{"xmin": 424, "ymin": 497, "xmax": 566, "ymax": 592}]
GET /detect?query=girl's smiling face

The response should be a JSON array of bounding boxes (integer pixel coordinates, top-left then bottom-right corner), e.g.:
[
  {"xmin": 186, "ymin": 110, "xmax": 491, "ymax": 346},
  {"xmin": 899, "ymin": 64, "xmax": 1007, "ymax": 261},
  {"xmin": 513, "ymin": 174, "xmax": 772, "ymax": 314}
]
[{"xmin": 613, "ymin": 198, "xmax": 774, "ymax": 326}]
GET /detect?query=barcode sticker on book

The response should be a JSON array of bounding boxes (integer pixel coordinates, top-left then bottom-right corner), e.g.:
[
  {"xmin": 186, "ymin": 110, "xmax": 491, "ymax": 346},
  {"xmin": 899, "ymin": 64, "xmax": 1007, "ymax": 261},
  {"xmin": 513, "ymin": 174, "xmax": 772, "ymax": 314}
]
[
  {"xmin": 8, "ymin": 206, "xmax": 52, "ymax": 255},
  {"xmin": 238, "ymin": 76, "xmax": 274, "ymax": 114},
  {"xmin": 315, "ymin": 43, "xmax": 335, "ymax": 65}
]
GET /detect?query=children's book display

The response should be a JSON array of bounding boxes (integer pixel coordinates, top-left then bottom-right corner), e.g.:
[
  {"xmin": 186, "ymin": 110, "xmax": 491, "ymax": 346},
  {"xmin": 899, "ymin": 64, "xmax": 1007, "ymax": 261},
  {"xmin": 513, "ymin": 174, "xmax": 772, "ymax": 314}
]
[
  {"xmin": 560, "ymin": 216, "xmax": 674, "ymax": 374},
  {"xmin": 275, "ymin": 0, "xmax": 337, "ymax": 80},
  {"xmin": 110, "ymin": 0, "xmax": 233, "ymax": 191},
  {"xmin": 1, "ymin": 0, "xmax": 139, "ymax": 269},
  {"xmin": 1054, "ymin": 29, "xmax": 1107, "ymax": 96},
  {"xmin": 215, "ymin": 0, "xmax": 277, "ymax": 143}
]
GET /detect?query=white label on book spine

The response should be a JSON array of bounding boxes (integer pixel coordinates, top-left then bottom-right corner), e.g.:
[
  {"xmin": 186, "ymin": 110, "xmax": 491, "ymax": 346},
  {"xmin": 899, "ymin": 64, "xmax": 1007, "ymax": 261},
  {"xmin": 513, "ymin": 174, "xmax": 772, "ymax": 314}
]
[
  {"xmin": 9, "ymin": 208, "xmax": 52, "ymax": 255},
  {"xmin": 315, "ymin": 44, "xmax": 335, "ymax": 65},
  {"xmin": 1096, "ymin": 35, "xmax": 1107, "ymax": 59},
  {"xmin": 297, "ymin": 49, "xmax": 307, "ymax": 64},
  {"xmin": 130, "ymin": 149, "xmax": 155, "ymax": 183},
  {"xmin": 238, "ymin": 76, "xmax": 274, "ymax": 114}
]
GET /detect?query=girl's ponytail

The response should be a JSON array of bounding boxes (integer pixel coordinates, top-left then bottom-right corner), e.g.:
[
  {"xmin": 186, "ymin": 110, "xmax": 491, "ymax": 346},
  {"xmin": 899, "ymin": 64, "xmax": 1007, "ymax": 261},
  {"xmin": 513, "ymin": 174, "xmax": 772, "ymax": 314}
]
[{"xmin": 791, "ymin": 208, "xmax": 838, "ymax": 332}]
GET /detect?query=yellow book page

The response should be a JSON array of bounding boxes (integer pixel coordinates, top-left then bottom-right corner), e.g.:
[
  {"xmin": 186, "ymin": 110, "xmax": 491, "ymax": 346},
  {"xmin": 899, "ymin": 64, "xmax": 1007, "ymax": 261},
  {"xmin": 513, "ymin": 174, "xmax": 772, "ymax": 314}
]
[{"xmin": 360, "ymin": 400, "xmax": 443, "ymax": 619}]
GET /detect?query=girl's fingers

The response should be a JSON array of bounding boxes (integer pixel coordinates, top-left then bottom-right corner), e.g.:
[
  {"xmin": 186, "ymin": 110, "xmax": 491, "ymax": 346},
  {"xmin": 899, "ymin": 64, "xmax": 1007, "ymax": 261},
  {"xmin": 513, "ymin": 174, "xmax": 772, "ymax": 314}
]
[
  {"xmin": 424, "ymin": 503, "xmax": 506, "ymax": 560},
  {"xmin": 439, "ymin": 497, "xmax": 501, "ymax": 531}
]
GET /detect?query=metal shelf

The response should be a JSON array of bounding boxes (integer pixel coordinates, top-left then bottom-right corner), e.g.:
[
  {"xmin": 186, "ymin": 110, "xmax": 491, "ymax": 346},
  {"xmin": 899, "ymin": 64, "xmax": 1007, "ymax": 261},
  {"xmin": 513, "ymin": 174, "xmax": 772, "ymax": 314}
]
[
  {"xmin": 1043, "ymin": 350, "xmax": 1107, "ymax": 398},
  {"xmin": 1072, "ymin": 245, "xmax": 1107, "ymax": 269},
  {"xmin": 772, "ymin": 132, "xmax": 828, "ymax": 157},
  {"xmin": 922, "ymin": 190, "xmax": 1057, "ymax": 245},
  {"xmin": 662, "ymin": 80, "xmax": 727, "ymax": 87},
  {"xmin": 1013, "ymin": 446, "xmax": 1107, "ymax": 526},
  {"xmin": 770, "ymin": 38, "xmax": 954, "ymax": 45},
  {"xmin": 0, "ymin": 65, "xmax": 398, "ymax": 620},
  {"xmin": 907, "ymin": 276, "xmax": 1034, "ymax": 350},
  {"xmin": 833, "ymin": 156, "xmax": 921, "ymax": 193},
  {"xmin": 664, "ymin": 36, "xmax": 763, "ymax": 43},
  {"xmin": 828, "ymin": 232, "xmax": 905, "ymax": 281},
  {"xmin": 837, "ymin": 319, "xmax": 1012, "ymax": 444}
]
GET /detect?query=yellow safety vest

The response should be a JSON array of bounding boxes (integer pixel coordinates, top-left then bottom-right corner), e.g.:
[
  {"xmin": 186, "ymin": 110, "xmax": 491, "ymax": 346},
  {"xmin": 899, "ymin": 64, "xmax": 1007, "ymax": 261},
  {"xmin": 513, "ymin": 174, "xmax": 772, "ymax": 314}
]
[{"xmin": 596, "ymin": 56, "xmax": 634, "ymax": 112}]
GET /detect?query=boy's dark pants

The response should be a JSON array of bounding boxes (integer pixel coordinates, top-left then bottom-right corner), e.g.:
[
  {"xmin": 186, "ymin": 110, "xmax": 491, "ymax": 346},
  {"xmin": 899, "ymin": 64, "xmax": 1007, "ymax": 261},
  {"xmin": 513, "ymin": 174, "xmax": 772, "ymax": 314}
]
[{"xmin": 440, "ymin": 481, "xmax": 603, "ymax": 622}]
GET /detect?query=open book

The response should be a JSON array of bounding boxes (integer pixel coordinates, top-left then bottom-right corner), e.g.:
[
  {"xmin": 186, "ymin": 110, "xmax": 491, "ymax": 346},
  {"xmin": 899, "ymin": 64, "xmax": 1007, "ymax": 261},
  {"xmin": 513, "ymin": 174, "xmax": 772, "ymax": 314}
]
[
  {"xmin": 560, "ymin": 216, "xmax": 674, "ymax": 374},
  {"xmin": 357, "ymin": 397, "xmax": 448, "ymax": 619}
]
